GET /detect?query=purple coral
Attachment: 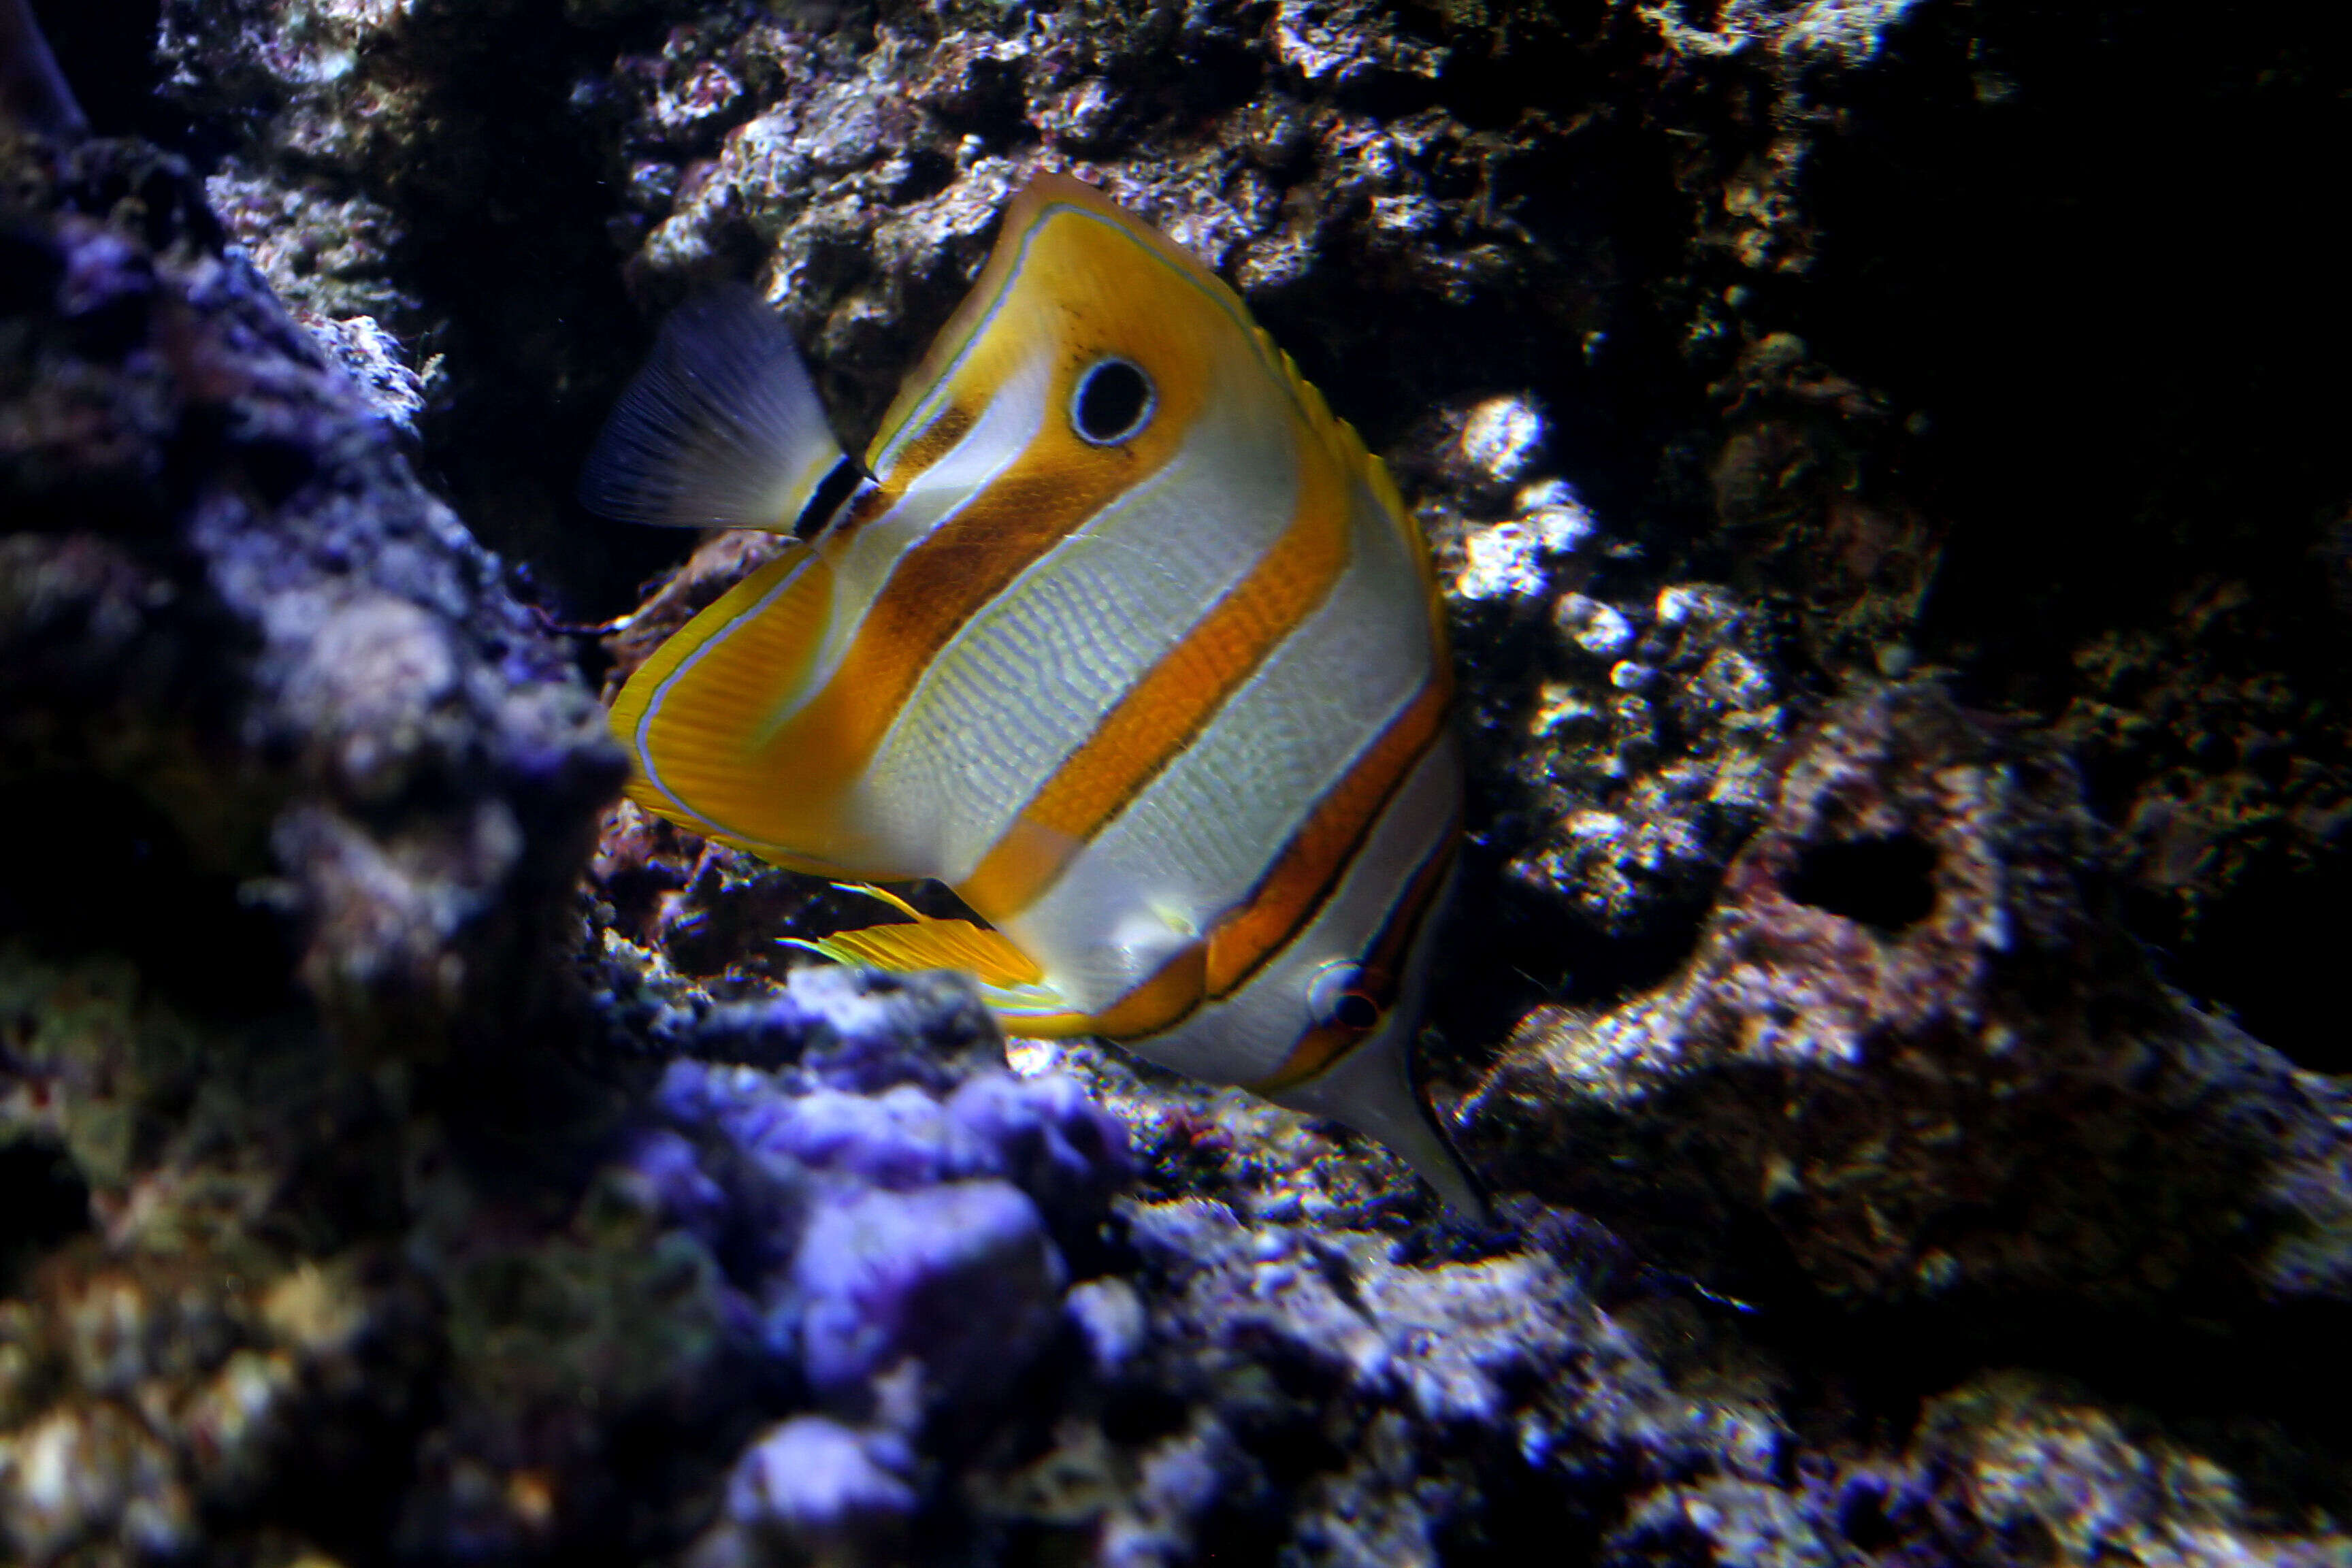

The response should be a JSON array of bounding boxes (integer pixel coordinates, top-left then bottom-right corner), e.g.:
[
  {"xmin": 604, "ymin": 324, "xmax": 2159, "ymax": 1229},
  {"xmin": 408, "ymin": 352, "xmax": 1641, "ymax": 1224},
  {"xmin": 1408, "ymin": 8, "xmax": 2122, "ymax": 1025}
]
[
  {"xmin": 947, "ymin": 1068, "xmax": 1134, "ymax": 1230},
  {"xmin": 625, "ymin": 1000, "xmax": 1134, "ymax": 1558},
  {"xmin": 649, "ymin": 1052, "xmax": 1126, "ymax": 1410},
  {"xmin": 690, "ymin": 1075, "xmax": 995, "ymax": 1190},
  {"xmin": 718, "ymin": 1415, "xmax": 919, "ymax": 1562},
  {"xmin": 642, "ymin": 969, "xmax": 1132, "ymax": 1422},
  {"xmin": 791, "ymin": 1180, "xmax": 1066, "ymax": 1408}
]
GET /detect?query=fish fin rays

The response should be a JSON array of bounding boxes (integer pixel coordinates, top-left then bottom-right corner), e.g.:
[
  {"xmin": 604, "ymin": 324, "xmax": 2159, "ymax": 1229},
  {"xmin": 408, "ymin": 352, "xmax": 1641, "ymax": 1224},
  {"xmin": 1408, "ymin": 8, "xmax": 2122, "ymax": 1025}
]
[
  {"xmin": 1269, "ymin": 1033, "xmax": 1490, "ymax": 1221},
  {"xmin": 1256, "ymin": 328, "xmax": 1399, "ymax": 510},
  {"xmin": 617, "ymin": 781, "xmax": 868, "ymax": 881},
  {"xmin": 789, "ymin": 892, "xmax": 1054, "ymax": 997},
  {"xmin": 581, "ymin": 283, "xmax": 846, "ymax": 532}
]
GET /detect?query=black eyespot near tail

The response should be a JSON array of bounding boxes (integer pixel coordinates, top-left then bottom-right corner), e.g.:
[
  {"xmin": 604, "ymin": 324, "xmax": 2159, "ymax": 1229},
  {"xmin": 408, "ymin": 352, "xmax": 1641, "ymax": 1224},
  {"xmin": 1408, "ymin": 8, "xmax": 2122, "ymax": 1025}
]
[{"xmin": 794, "ymin": 455, "xmax": 867, "ymax": 541}]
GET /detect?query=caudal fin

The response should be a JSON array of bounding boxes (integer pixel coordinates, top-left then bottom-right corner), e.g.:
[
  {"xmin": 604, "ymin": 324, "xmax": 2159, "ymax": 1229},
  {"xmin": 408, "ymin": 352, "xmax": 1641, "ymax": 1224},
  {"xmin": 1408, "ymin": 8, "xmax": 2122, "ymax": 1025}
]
[
  {"xmin": 1271, "ymin": 1030, "xmax": 1490, "ymax": 1221},
  {"xmin": 581, "ymin": 284, "xmax": 847, "ymax": 533}
]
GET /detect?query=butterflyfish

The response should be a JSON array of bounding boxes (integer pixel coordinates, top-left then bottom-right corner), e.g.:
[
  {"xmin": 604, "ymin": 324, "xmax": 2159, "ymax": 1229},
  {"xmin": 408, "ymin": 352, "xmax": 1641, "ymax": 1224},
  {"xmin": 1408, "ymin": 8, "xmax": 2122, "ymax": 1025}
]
[{"xmin": 582, "ymin": 173, "xmax": 1484, "ymax": 1218}]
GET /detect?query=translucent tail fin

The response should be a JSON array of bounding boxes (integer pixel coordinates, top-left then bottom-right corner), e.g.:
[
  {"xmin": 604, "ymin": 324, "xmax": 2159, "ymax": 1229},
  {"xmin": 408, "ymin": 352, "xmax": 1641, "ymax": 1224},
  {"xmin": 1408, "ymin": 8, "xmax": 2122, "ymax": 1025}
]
[
  {"xmin": 1271, "ymin": 1030, "xmax": 1490, "ymax": 1221},
  {"xmin": 581, "ymin": 284, "xmax": 847, "ymax": 533}
]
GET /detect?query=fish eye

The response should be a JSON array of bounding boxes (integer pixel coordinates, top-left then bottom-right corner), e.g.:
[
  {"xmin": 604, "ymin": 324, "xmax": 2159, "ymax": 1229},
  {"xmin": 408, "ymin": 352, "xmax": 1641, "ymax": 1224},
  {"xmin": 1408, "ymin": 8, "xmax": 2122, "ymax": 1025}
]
[
  {"xmin": 1071, "ymin": 357, "xmax": 1155, "ymax": 446},
  {"xmin": 1307, "ymin": 961, "xmax": 1380, "ymax": 1032}
]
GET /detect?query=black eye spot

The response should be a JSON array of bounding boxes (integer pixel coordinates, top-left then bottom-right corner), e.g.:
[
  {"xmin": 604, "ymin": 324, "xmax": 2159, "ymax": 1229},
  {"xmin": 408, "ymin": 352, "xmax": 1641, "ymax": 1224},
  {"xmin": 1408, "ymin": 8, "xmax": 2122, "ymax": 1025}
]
[
  {"xmin": 1072, "ymin": 358, "xmax": 1154, "ymax": 445},
  {"xmin": 1333, "ymin": 992, "xmax": 1379, "ymax": 1031}
]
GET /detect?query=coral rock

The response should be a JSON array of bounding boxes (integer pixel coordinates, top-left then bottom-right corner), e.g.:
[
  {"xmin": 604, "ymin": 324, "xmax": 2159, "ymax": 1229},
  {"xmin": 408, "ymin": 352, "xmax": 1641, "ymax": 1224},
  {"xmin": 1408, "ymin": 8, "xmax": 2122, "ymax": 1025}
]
[
  {"xmin": 793, "ymin": 1179, "xmax": 1065, "ymax": 1411},
  {"xmin": 1463, "ymin": 683, "xmax": 2352, "ymax": 1310},
  {"xmin": 713, "ymin": 1414, "xmax": 918, "ymax": 1564}
]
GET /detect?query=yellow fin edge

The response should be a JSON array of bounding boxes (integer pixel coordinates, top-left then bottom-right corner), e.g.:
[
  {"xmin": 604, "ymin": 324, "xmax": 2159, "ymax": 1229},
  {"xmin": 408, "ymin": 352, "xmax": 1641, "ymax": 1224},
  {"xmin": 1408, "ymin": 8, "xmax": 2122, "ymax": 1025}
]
[{"xmin": 785, "ymin": 886, "xmax": 1047, "ymax": 992}]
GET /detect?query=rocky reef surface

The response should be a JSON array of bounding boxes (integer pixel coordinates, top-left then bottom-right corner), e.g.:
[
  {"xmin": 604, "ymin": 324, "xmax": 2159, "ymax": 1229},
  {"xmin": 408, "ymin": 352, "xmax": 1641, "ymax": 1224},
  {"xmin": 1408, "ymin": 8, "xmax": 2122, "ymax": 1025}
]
[{"xmin": 5, "ymin": 0, "xmax": 2351, "ymax": 1563}]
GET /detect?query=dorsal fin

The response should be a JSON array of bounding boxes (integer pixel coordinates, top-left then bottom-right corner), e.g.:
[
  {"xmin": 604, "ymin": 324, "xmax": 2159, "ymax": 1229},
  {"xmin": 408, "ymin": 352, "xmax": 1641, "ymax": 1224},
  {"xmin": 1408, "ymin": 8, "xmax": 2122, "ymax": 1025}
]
[
  {"xmin": 581, "ymin": 284, "xmax": 847, "ymax": 532},
  {"xmin": 1249, "ymin": 327, "xmax": 1441, "ymax": 625}
]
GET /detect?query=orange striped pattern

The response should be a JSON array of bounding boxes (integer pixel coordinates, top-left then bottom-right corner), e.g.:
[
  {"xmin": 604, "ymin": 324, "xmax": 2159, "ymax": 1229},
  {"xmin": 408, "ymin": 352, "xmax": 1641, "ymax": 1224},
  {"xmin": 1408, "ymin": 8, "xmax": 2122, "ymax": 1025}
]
[
  {"xmin": 959, "ymin": 410, "xmax": 1356, "ymax": 922},
  {"xmin": 756, "ymin": 461, "xmax": 1158, "ymax": 804},
  {"xmin": 608, "ymin": 174, "xmax": 1464, "ymax": 1164},
  {"xmin": 1247, "ymin": 832, "xmax": 1458, "ymax": 1094},
  {"xmin": 1204, "ymin": 674, "xmax": 1452, "ymax": 1000},
  {"xmin": 999, "ymin": 674, "xmax": 1452, "ymax": 1043},
  {"xmin": 657, "ymin": 190, "xmax": 1229, "ymax": 866}
]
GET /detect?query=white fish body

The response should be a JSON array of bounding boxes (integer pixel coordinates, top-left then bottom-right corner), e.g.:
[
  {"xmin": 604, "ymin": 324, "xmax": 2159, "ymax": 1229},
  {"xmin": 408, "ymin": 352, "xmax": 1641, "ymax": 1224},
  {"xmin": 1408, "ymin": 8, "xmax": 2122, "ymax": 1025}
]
[{"xmin": 583, "ymin": 174, "xmax": 1482, "ymax": 1216}]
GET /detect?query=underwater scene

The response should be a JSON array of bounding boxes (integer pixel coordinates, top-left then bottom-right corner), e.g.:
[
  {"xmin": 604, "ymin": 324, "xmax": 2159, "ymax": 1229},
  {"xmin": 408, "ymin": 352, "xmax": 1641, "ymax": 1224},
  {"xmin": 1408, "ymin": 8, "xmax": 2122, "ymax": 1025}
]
[{"xmin": 3, "ymin": 0, "xmax": 2349, "ymax": 1561}]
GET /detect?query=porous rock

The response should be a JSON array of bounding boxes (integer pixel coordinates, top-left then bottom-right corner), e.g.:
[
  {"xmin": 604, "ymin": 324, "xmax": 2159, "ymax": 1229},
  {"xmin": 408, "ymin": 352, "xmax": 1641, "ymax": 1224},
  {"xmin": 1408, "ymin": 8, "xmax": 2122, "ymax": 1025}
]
[
  {"xmin": 0, "ymin": 128, "xmax": 620, "ymax": 1056},
  {"xmin": 961, "ymin": 1194, "xmax": 1806, "ymax": 1568},
  {"xmin": 1463, "ymin": 683, "xmax": 2352, "ymax": 1311},
  {"xmin": 1454, "ymin": 570, "xmax": 1791, "ymax": 947},
  {"xmin": 0, "ymin": 106, "xmax": 1137, "ymax": 1566},
  {"xmin": 1827, "ymin": 1370, "xmax": 2352, "ymax": 1568},
  {"xmin": 2, "ymin": 116, "xmax": 651, "ymax": 1565}
]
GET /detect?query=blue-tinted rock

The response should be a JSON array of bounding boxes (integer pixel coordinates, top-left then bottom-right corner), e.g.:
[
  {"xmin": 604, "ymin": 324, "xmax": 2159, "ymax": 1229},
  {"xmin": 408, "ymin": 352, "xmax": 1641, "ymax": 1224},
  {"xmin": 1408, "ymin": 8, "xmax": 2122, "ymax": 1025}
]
[
  {"xmin": 1464, "ymin": 685, "xmax": 2352, "ymax": 1313},
  {"xmin": 712, "ymin": 1414, "xmax": 918, "ymax": 1564},
  {"xmin": 791, "ymin": 1179, "xmax": 1064, "ymax": 1411}
]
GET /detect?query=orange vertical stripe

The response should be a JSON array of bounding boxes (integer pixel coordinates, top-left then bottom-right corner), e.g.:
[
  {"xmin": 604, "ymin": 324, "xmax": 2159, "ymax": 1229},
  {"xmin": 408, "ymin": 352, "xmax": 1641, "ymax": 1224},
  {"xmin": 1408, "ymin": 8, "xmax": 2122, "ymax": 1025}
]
[
  {"xmin": 1245, "ymin": 832, "xmax": 1458, "ymax": 1094},
  {"xmin": 1203, "ymin": 674, "xmax": 1452, "ymax": 1000},
  {"xmin": 654, "ymin": 197, "xmax": 1224, "ymax": 866},
  {"xmin": 1011, "ymin": 676, "xmax": 1450, "ymax": 1046},
  {"xmin": 958, "ymin": 432, "xmax": 1354, "ymax": 923},
  {"xmin": 653, "ymin": 450, "xmax": 1183, "ymax": 862}
]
